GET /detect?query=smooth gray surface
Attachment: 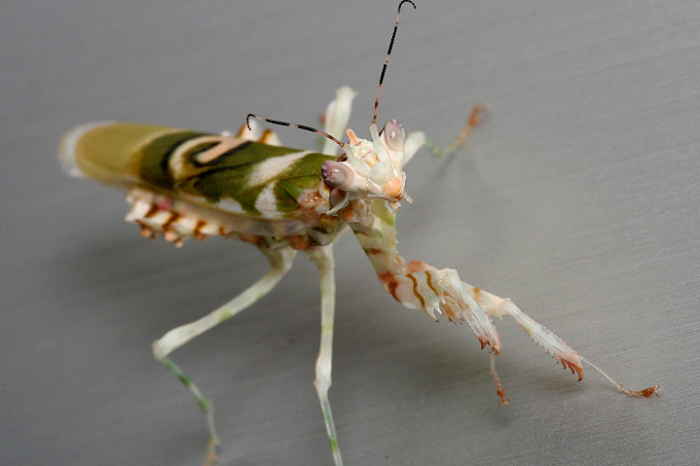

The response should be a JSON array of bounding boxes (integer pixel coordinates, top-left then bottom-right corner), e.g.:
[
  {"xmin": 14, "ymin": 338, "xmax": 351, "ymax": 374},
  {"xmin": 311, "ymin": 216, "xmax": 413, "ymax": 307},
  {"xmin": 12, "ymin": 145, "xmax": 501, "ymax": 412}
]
[{"xmin": 2, "ymin": 1, "xmax": 698, "ymax": 465}]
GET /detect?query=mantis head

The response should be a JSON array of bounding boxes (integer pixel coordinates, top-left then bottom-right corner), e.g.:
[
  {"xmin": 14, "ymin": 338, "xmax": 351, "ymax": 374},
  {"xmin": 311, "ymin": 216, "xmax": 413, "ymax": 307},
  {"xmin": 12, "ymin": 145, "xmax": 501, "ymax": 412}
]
[{"xmin": 321, "ymin": 119, "xmax": 408, "ymax": 211}]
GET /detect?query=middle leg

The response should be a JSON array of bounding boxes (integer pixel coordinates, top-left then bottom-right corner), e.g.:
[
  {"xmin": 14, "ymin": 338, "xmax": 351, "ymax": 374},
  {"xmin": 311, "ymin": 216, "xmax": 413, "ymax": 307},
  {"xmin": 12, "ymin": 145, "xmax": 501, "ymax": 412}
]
[{"xmin": 305, "ymin": 245, "xmax": 344, "ymax": 466}]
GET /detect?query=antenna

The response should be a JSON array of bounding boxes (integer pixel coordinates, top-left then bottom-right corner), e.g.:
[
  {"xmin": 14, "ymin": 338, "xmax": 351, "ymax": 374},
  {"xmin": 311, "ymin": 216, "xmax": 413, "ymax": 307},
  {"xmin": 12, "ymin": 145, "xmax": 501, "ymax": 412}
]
[
  {"xmin": 372, "ymin": 0, "xmax": 416, "ymax": 126},
  {"xmin": 246, "ymin": 113, "xmax": 346, "ymax": 149}
]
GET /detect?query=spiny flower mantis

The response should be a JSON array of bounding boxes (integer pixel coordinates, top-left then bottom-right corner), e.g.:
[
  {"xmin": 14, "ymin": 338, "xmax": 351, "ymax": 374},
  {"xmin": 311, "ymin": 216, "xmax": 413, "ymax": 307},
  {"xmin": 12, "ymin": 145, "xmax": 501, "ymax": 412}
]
[{"xmin": 58, "ymin": 1, "xmax": 657, "ymax": 465}]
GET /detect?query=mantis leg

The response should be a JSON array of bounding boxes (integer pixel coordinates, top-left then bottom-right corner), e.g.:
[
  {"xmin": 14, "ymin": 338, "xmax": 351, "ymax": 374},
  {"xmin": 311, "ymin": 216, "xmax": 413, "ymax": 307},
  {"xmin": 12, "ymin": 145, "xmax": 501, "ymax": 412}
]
[
  {"xmin": 379, "ymin": 260, "xmax": 658, "ymax": 402},
  {"xmin": 460, "ymin": 284, "xmax": 659, "ymax": 398},
  {"xmin": 152, "ymin": 246, "xmax": 297, "ymax": 465},
  {"xmin": 305, "ymin": 246, "xmax": 343, "ymax": 466},
  {"xmin": 422, "ymin": 103, "xmax": 487, "ymax": 159}
]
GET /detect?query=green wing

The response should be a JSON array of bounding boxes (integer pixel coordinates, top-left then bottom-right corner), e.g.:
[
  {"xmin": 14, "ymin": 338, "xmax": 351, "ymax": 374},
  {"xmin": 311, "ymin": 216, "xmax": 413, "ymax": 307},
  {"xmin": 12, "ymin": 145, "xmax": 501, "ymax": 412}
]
[{"xmin": 59, "ymin": 121, "xmax": 334, "ymax": 219}]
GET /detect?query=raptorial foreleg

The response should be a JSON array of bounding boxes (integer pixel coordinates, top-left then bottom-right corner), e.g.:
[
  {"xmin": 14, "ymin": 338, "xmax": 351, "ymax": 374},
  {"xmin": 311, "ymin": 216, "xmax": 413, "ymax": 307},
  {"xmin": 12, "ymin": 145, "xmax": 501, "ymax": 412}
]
[
  {"xmin": 379, "ymin": 261, "xmax": 511, "ymax": 404},
  {"xmin": 380, "ymin": 259, "xmax": 658, "ymax": 403},
  {"xmin": 462, "ymin": 284, "xmax": 659, "ymax": 398}
]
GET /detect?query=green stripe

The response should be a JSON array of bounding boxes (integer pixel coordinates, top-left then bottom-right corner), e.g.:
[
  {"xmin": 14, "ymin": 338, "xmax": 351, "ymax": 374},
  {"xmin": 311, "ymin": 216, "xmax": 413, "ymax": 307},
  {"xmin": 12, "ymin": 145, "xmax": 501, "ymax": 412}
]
[
  {"xmin": 139, "ymin": 134, "xmax": 334, "ymax": 217},
  {"xmin": 139, "ymin": 131, "xmax": 207, "ymax": 190},
  {"xmin": 180, "ymin": 143, "xmax": 304, "ymax": 206},
  {"xmin": 186, "ymin": 146, "xmax": 332, "ymax": 214}
]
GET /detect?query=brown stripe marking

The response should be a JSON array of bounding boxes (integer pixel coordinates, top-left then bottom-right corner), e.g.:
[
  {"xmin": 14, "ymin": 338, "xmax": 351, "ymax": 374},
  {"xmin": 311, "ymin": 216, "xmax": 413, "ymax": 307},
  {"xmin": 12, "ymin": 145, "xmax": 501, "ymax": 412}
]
[
  {"xmin": 408, "ymin": 274, "xmax": 425, "ymax": 308},
  {"xmin": 472, "ymin": 286, "xmax": 482, "ymax": 303},
  {"xmin": 364, "ymin": 247, "xmax": 384, "ymax": 256},
  {"xmin": 163, "ymin": 212, "xmax": 180, "ymax": 229},
  {"xmin": 193, "ymin": 220, "xmax": 207, "ymax": 241},
  {"xmin": 379, "ymin": 273, "xmax": 400, "ymax": 302},
  {"xmin": 425, "ymin": 270, "xmax": 439, "ymax": 297},
  {"xmin": 387, "ymin": 279, "xmax": 399, "ymax": 302},
  {"xmin": 144, "ymin": 203, "xmax": 159, "ymax": 219}
]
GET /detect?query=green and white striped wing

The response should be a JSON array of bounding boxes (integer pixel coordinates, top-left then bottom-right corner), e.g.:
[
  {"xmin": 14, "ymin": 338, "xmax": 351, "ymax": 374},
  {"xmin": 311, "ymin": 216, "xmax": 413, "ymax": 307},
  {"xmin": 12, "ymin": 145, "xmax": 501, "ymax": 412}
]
[
  {"xmin": 59, "ymin": 121, "xmax": 334, "ymax": 216},
  {"xmin": 59, "ymin": 121, "xmax": 336, "ymax": 240}
]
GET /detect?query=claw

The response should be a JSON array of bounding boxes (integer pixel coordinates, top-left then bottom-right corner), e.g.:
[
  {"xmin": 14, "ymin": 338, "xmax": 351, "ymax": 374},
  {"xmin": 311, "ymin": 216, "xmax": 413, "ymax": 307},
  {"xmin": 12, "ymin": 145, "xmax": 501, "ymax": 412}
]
[
  {"xmin": 496, "ymin": 387, "xmax": 509, "ymax": 406},
  {"xmin": 622, "ymin": 384, "xmax": 659, "ymax": 398},
  {"xmin": 637, "ymin": 385, "xmax": 660, "ymax": 398},
  {"xmin": 468, "ymin": 103, "xmax": 488, "ymax": 127},
  {"xmin": 202, "ymin": 437, "xmax": 219, "ymax": 466},
  {"xmin": 579, "ymin": 356, "xmax": 659, "ymax": 399}
]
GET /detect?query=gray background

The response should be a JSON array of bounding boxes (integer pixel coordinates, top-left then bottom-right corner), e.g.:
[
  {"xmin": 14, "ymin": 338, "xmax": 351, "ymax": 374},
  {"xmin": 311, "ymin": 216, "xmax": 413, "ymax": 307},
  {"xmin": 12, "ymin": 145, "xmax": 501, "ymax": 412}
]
[{"xmin": 2, "ymin": 1, "xmax": 698, "ymax": 465}]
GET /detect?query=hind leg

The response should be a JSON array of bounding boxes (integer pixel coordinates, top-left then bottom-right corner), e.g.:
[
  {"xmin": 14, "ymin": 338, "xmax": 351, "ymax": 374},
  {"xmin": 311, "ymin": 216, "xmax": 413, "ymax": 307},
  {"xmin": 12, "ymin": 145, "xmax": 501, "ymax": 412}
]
[{"xmin": 152, "ymin": 246, "xmax": 297, "ymax": 465}]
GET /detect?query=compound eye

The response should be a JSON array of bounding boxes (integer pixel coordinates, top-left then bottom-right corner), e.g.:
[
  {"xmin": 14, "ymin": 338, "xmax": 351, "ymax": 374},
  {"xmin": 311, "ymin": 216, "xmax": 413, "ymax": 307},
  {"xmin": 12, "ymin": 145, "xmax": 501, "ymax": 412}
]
[
  {"xmin": 321, "ymin": 161, "xmax": 354, "ymax": 190},
  {"xmin": 381, "ymin": 119, "xmax": 405, "ymax": 152}
]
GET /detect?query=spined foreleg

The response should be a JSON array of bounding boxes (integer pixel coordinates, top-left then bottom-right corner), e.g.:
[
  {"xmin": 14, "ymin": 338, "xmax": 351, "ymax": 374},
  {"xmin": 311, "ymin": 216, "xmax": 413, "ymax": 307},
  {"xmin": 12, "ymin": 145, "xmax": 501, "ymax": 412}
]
[
  {"xmin": 381, "ymin": 260, "xmax": 658, "ymax": 403},
  {"xmin": 465, "ymin": 284, "xmax": 659, "ymax": 398}
]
